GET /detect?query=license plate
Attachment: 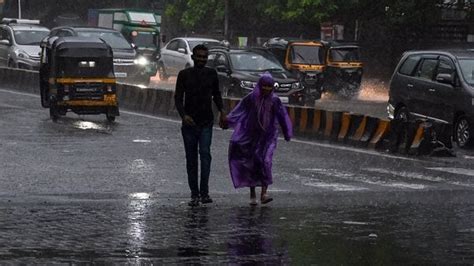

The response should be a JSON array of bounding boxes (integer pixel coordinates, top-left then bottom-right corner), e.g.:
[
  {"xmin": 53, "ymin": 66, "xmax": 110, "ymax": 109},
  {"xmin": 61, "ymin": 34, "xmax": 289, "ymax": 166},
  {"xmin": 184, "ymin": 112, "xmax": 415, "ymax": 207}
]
[
  {"xmin": 279, "ymin": 96, "xmax": 289, "ymax": 104},
  {"xmin": 115, "ymin": 72, "xmax": 127, "ymax": 78}
]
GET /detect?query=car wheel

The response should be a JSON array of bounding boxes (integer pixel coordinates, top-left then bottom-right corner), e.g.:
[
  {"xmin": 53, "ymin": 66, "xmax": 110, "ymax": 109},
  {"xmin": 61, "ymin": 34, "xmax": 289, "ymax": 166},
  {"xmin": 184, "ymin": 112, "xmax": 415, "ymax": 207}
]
[
  {"xmin": 158, "ymin": 64, "xmax": 169, "ymax": 81},
  {"xmin": 8, "ymin": 60, "xmax": 17, "ymax": 68},
  {"xmin": 454, "ymin": 116, "xmax": 473, "ymax": 148},
  {"xmin": 395, "ymin": 106, "xmax": 409, "ymax": 122}
]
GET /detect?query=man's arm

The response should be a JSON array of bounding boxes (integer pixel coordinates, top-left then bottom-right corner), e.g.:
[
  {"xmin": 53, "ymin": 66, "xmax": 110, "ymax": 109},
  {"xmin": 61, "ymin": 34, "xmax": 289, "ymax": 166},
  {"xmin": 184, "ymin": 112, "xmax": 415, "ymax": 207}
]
[
  {"xmin": 211, "ymin": 70, "xmax": 224, "ymax": 112},
  {"xmin": 174, "ymin": 71, "xmax": 186, "ymax": 119},
  {"xmin": 210, "ymin": 70, "xmax": 226, "ymax": 128},
  {"xmin": 175, "ymin": 71, "xmax": 195, "ymax": 126}
]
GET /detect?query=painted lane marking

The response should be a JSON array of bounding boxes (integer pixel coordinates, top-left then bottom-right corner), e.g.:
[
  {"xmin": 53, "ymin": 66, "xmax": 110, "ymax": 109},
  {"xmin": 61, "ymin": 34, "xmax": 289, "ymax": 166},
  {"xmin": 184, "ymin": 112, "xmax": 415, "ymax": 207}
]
[
  {"xmin": 290, "ymin": 173, "xmax": 368, "ymax": 191},
  {"xmin": 133, "ymin": 139, "xmax": 151, "ymax": 143},
  {"xmin": 364, "ymin": 167, "xmax": 474, "ymax": 188},
  {"xmin": 426, "ymin": 167, "xmax": 474, "ymax": 177},
  {"xmin": 0, "ymin": 89, "xmax": 443, "ymax": 164},
  {"xmin": 301, "ymin": 168, "xmax": 427, "ymax": 190},
  {"xmin": 342, "ymin": 221, "xmax": 370, "ymax": 225}
]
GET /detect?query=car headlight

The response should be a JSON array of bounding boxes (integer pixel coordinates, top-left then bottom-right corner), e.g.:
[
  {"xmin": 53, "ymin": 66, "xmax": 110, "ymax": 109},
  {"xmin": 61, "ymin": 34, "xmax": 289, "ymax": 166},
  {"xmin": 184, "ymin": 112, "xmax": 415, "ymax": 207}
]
[
  {"xmin": 15, "ymin": 50, "xmax": 29, "ymax": 59},
  {"xmin": 134, "ymin": 56, "xmax": 149, "ymax": 66},
  {"xmin": 291, "ymin": 82, "xmax": 301, "ymax": 89},
  {"xmin": 240, "ymin": 80, "xmax": 257, "ymax": 90}
]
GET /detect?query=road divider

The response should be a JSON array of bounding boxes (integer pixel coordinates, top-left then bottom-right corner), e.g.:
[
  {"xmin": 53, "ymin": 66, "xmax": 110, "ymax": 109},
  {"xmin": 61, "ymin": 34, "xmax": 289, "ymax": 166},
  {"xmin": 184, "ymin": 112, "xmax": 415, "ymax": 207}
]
[{"xmin": 0, "ymin": 67, "xmax": 454, "ymax": 156}]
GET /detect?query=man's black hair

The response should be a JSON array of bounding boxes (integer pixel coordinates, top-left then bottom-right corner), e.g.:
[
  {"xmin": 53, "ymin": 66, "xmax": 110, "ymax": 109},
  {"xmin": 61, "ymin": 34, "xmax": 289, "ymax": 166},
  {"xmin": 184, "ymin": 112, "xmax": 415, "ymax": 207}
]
[{"xmin": 192, "ymin": 44, "xmax": 209, "ymax": 54}]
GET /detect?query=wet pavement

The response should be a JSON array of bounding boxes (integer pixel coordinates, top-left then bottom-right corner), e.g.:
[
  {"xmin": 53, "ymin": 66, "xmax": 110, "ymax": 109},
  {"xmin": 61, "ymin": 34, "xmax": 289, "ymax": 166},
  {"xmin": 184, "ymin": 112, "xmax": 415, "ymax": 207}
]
[
  {"xmin": 0, "ymin": 88, "xmax": 473, "ymax": 264},
  {"xmin": 0, "ymin": 191, "xmax": 473, "ymax": 264}
]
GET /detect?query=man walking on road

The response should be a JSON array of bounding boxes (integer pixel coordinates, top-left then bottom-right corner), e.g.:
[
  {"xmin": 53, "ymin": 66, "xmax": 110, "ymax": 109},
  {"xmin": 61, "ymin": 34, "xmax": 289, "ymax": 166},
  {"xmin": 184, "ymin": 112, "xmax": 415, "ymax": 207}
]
[{"xmin": 175, "ymin": 44, "xmax": 226, "ymax": 207}]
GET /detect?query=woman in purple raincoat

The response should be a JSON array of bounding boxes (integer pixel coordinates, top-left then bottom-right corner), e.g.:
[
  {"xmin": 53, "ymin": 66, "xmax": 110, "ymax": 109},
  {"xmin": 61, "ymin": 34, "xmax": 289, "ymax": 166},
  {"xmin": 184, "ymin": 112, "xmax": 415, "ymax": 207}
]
[{"xmin": 225, "ymin": 73, "xmax": 293, "ymax": 205}]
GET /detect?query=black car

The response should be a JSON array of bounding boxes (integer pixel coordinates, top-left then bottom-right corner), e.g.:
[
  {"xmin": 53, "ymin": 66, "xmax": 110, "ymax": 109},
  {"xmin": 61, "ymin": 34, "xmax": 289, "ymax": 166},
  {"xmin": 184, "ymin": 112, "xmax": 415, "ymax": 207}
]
[
  {"xmin": 206, "ymin": 46, "xmax": 304, "ymax": 105},
  {"xmin": 388, "ymin": 49, "xmax": 474, "ymax": 148},
  {"xmin": 48, "ymin": 26, "xmax": 151, "ymax": 85}
]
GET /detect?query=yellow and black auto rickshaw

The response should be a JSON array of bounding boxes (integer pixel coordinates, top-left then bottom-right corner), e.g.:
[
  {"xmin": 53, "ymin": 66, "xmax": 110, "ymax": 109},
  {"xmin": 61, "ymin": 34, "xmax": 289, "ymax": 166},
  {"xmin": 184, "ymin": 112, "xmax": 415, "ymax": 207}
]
[
  {"xmin": 264, "ymin": 37, "xmax": 325, "ymax": 104},
  {"xmin": 39, "ymin": 36, "xmax": 119, "ymax": 122},
  {"xmin": 323, "ymin": 41, "xmax": 363, "ymax": 99}
]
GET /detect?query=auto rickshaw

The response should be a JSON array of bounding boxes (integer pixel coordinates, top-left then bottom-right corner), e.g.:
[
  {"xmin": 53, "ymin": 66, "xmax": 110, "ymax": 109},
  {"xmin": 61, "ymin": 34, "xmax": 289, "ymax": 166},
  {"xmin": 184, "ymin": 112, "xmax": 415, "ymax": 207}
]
[
  {"xmin": 263, "ymin": 37, "xmax": 325, "ymax": 105},
  {"xmin": 322, "ymin": 41, "xmax": 363, "ymax": 99},
  {"xmin": 39, "ymin": 36, "xmax": 119, "ymax": 122}
]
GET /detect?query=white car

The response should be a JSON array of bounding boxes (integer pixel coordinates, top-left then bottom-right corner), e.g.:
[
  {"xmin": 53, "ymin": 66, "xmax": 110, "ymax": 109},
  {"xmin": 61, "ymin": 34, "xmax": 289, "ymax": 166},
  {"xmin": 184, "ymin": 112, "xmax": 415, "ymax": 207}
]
[
  {"xmin": 158, "ymin": 37, "xmax": 220, "ymax": 80},
  {"xmin": 0, "ymin": 18, "xmax": 50, "ymax": 70}
]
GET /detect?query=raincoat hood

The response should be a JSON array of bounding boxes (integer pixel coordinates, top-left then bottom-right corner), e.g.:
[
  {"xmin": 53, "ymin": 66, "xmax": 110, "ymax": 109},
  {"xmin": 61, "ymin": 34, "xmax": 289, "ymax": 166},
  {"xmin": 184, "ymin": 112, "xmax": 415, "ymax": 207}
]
[{"xmin": 253, "ymin": 72, "xmax": 275, "ymax": 101}]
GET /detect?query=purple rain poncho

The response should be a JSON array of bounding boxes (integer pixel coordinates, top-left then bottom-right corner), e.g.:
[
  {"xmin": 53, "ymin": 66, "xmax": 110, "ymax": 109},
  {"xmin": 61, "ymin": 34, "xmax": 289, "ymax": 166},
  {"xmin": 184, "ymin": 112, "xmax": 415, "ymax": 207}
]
[{"xmin": 226, "ymin": 73, "xmax": 293, "ymax": 189}]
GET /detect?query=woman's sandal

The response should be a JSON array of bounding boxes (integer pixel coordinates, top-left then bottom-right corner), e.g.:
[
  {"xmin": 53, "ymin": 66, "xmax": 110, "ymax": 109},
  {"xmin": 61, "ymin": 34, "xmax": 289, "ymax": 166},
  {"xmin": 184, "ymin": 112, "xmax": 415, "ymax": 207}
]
[
  {"xmin": 249, "ymin": 198, "xmax": 258, "ymax": 206},
  {"xmin": 261, "ymin": 195, "xmax": 273, "ymax": 204}
]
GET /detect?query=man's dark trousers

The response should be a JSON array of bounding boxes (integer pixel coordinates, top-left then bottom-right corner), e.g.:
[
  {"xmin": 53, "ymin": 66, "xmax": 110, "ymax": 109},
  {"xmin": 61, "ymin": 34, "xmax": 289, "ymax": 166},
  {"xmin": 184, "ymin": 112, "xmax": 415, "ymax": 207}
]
[{"xmin": 181, "ymin": 124, "xmax": 213, "ymax": 198}]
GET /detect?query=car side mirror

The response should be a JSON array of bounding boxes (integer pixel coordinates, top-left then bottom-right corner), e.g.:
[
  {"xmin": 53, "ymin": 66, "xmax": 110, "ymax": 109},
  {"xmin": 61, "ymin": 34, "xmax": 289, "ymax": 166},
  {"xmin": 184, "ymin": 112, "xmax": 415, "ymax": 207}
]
[
  {"xmin": 436, "ymin": 73, "xmax": 454, "ymax": 85},
  {"xmin": 216, "ymin": 65, "xmax": 230, "ymax": 74},
  {"xmin": 0, "ymin": 39, "xmax": 11, "ymax": 46},
  {"xmin": 178, "ymin": 48, "xmax": 186, "ymax": 54}
]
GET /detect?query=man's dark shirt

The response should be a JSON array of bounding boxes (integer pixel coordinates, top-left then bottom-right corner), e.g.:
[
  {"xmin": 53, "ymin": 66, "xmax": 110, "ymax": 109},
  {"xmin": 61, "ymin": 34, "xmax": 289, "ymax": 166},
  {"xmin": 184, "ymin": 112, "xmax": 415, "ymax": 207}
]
[{"xmin": 175, "ymin": 67, "xmax": 224, "ymax": 127}]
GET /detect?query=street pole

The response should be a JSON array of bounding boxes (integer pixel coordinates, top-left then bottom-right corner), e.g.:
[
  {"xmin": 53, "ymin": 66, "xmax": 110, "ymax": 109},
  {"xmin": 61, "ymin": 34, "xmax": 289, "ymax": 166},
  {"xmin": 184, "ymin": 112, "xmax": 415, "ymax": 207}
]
[
  {"xmin": 224, "ymin": 0, "xmax": 229, "ymax": 40},
  {"xmin": 17, "ymin": 0, "xmax": 21, "ymax": 19}
]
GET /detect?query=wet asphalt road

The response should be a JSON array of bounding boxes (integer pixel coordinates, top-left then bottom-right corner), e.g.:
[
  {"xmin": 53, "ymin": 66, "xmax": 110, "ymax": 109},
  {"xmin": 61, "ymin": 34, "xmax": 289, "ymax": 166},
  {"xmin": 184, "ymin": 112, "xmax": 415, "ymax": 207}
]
[{"xmin": 0, "ymin": 88, "xmax": 473, "ymax": 264}]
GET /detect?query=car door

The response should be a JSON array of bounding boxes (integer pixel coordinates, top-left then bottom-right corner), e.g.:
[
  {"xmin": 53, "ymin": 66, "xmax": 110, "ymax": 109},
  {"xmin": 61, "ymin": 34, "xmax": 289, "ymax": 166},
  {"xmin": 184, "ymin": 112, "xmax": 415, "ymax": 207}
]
[
  {"xmin": 430, "ymin": 56, "xmax": 458, "ymax": 123},
  {"xmin": 411, "ymin": 55, "xmax": 439, "ymax": 119},
  {"xmin": 174, "ymin": 39, "xmax": 188, "ymax": 71},
  {"xmin": 161, "ymin": 39, "xmax": 178, "ymax": 75},
  {"xmin": 0, "ymin": 27, "xmax": 10, "ymax": 66}
]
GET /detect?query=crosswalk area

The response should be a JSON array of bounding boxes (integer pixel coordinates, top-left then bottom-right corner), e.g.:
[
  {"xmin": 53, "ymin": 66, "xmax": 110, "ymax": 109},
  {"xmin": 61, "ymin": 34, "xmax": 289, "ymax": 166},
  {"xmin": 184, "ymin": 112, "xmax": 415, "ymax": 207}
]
[{"xmin": 286, "ymin": 166, "xmax": 474, "ymax": 192}]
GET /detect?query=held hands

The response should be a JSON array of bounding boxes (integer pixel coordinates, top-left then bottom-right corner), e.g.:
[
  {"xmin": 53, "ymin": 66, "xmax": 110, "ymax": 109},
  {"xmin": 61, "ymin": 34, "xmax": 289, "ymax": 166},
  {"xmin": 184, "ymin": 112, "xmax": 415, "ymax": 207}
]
[
  {"xmin": 183, "ymin": 115, "xmax": 196, "ymax": 126},
  {"xmin": 284, "ymin": 136, "xmax": 291, "ymax": 142},
  {"xmin": 219, "ymin": 112, "xmax": 229, "ymax": 129}
]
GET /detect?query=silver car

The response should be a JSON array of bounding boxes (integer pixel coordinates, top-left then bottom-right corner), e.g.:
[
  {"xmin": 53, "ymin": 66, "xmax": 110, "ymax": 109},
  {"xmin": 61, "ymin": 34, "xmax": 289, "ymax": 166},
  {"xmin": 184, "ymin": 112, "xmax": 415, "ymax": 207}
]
[
  {"xmin": 0, "ymin": 19, "xmax": 50, "ymax": 70},
  {"xmin": 157, "ymin": 37, "xmax": 220, "ymax": 80}
]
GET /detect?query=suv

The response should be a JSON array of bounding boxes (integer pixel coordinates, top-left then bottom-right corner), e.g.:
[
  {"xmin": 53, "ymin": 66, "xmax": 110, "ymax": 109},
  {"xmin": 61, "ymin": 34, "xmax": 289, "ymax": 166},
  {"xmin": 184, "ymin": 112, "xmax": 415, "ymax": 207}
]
[
  {"xmin": 48, "ymin": 26, "xmax": 150, "ymax": 85},
  {"xmin": 0, "ymin": 18, "xmax": 50, "ymax": 70},
  {"xmin": 388, "ymin": 49, "xmax": 474, "ymax": 148},
  {"xmin": 158, "ymin": 37, "xmax": 221, "ymax": 80},
  {"xmin": 207, "ymin": 46, "xmax": 304, "ymax": 104}
]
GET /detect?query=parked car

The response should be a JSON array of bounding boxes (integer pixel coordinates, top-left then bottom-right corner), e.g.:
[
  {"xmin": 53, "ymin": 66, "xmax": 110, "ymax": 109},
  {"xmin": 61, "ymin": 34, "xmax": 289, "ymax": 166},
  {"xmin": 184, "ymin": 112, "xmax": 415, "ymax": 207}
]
[
  {"xmin": 207, "ymin": 46, "xmax": 304, "ymax": 104},
  {"xmin": 158, "ymin": 37, "xmax": 221, "ymax": 80},
  {"xmin": 387, "ymin": 49, "xmax": 474, "ymax": 148},
  {"xmin": 0, "ymin": 18, "xmax": 50, "ymax": 70},
  {"xmin": 48, "ymin": 26, "xmax": 151, "ymax": 85}
]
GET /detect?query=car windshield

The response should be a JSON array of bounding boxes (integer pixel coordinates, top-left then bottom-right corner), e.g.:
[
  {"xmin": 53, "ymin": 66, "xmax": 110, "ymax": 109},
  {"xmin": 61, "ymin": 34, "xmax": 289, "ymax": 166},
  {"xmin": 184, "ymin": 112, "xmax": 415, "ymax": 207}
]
[
  {"xmin": 329, "ymin": 47, "xmax": 361, "ymax": 62},
  {"xmin": 132, "ymin": 32, "xmax": 157, "ymax": 48},
  {"xmin": 459, "ymin": 59, "xmax": 474, "ymax": 86},
  {"xmin": 230, "ymin": 52, "xmax": 284, "ymax": 71},
  {"xmin": 188, "ymin": 41, "xmax": 220, "ymax": 52},
  {"xmin": 289, "ymin": 45, "xmax": 323, "ymax": 64},
  {"xmin": 76, "ymin": 31, "xmax": 132, "ymax": 50},
  {"xmin": 14, "ymin": 30, "xmax": 49, "ymax": 45}
]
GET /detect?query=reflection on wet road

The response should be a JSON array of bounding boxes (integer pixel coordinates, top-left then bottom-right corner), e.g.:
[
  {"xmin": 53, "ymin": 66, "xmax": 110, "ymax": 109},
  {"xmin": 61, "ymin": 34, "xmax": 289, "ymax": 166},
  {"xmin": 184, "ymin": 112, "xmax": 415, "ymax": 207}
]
[
  {"xmin": 0, "ymin": 191, "xmax": 472, "ymax": 264},
  {"xmin": 0, "ymin": 88, "xmax": 473, "ymax": 263}
]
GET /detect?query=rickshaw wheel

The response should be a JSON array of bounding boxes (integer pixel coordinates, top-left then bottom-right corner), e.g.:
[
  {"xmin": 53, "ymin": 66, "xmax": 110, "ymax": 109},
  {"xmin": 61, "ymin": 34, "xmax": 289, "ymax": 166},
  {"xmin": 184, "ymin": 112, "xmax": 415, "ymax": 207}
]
[
  {"xmin": 49, "ymin": 106, "xmax": 59, "ymax": 122},
  {"xmin": 106, "ymin": 113, "xmax": 116, "ymax": 122}
]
